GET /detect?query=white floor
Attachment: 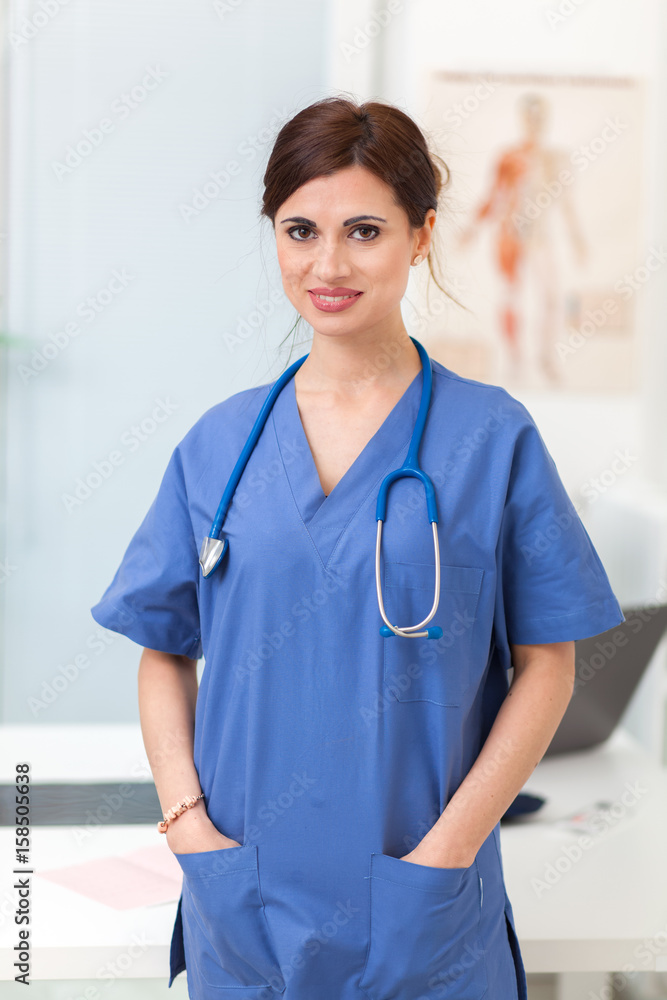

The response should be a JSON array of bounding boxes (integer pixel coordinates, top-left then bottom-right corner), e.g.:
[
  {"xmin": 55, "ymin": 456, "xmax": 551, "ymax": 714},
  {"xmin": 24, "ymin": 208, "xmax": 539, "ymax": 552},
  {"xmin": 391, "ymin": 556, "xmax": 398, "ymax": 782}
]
[
  {"xmin": 1, "ymin": 974, "xmax": 667, "ymax": 998},
  {"xmin": 526, "ymin": 972, "xmax": 667, "ymax": 1000},
  {"xmin": 0, "ymin": 979, "xmax": 189, "ymax": 998}
]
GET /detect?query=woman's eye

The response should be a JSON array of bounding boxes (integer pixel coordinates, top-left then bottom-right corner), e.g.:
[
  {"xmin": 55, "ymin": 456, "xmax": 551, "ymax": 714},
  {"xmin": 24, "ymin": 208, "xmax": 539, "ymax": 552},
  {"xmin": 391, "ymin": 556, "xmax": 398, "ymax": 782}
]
[
  {"xmin": 287, "ymin": 226, "xmax": 313, "ymax": 241},
  {"xmin": 351, "ymin": 225, "xmax": 379, "ymax": 241}
]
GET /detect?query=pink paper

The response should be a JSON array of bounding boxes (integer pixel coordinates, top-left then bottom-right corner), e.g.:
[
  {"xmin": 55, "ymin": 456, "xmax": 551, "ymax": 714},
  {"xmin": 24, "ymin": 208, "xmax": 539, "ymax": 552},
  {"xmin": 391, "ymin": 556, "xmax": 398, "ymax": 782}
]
[{"xmin": 38, "ymin": 842, "xmax": 184, "ymax": 909}]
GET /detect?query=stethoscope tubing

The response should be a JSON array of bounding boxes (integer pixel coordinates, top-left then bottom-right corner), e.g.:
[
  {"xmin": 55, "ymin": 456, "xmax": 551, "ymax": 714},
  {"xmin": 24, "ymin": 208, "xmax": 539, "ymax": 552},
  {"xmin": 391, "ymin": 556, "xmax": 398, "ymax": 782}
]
[
  {"xmin": 374, "ymin": 337, "xmax": 442, "ymax": 639},
  {"xmin": 201, "ymin": 336, "xmax": 442, "ymax": 640},
  {"xmin": 207, "ymin": 352, "xmax": 310, "ymax": 541}
]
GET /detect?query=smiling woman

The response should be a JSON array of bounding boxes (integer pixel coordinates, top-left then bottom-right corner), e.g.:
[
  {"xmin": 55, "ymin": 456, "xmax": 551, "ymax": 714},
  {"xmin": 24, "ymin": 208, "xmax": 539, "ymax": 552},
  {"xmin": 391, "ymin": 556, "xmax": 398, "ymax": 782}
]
[
  {"xmin": 275, "ymin": 167, "xmax": 432, "ymax": 343},
  {"xmin": 90, "ymin": 95, "xmax": 625, "ymax": 1000}
]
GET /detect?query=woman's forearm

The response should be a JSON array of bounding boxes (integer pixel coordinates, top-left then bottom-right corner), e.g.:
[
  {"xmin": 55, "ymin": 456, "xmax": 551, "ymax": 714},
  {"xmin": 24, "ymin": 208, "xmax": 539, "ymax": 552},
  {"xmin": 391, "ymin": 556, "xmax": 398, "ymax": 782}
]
[
  {"xmin": 138, "ymin": 648, "xmax": 237, "ymax": 852},
  {"xmin": 406, "ymin": 641, "xmax": 575, "ymax": 867},
  {"xmin": 138, "ymin": 647, "xmax": 204, "ymax": 817}
]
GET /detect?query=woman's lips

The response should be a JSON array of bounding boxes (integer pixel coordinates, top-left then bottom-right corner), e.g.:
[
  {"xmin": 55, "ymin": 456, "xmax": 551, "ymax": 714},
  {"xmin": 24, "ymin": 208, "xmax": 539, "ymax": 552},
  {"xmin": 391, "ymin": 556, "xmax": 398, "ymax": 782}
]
[{"xmin": 307, "ymin": 290, "xmax": 363, "ymax": 313}]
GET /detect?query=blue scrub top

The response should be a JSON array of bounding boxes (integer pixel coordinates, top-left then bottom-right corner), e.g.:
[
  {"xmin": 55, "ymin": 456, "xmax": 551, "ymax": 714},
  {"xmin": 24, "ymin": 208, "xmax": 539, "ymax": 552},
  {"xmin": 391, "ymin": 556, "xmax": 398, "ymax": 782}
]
[{"xmin": 91, "ymin": 358, "xmax": 624, "ymax": 1000}]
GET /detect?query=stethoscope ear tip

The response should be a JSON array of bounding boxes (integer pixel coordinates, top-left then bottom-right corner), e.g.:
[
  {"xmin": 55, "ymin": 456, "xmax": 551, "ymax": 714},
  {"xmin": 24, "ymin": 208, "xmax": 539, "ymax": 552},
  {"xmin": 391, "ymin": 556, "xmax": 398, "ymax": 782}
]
[{"xmin": 199, "ymin": 536, "xmax": 229, "ymax": 577}]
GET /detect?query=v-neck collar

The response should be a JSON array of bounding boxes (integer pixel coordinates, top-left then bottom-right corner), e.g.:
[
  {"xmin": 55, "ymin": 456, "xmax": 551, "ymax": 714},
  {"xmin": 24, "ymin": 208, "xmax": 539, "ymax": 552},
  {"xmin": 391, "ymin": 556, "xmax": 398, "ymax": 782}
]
[{"xmin": 271, "ymin": 366, "xmax": 424, "ymax": 567}]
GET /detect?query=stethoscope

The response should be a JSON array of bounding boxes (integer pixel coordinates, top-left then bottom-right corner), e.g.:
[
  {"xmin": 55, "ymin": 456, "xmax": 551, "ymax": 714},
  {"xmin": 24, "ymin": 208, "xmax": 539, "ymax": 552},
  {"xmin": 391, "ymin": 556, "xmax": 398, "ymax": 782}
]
[{"xmin": 199, "ymin": 336, "xmax": 443, "ymax": 640}]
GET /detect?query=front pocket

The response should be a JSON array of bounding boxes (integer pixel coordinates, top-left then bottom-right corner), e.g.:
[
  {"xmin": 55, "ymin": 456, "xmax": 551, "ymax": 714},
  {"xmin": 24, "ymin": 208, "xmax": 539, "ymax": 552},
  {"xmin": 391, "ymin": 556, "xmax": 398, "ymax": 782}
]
[
  {"xmin": 359, "ymin": 852, "xmax": 487, "ymax": 1000},
  {"xmin": 382, "ymin": 562, "xmax": 484, "ymax": 707},
  {"xmin": 175, "ymin": 843, "xmax": 285, "ymax": 992}
]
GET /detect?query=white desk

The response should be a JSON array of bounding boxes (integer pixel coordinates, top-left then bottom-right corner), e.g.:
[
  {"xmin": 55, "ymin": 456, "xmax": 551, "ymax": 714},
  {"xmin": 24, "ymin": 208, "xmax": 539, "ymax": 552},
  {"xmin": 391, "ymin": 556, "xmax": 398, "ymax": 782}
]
[
  {"xmin": 1, "ymin": 723, "xmax": 666, "ymax": 982},
  {"xmin": 501, "ymin": 726, "xmax": 667, "ymax": 976}
]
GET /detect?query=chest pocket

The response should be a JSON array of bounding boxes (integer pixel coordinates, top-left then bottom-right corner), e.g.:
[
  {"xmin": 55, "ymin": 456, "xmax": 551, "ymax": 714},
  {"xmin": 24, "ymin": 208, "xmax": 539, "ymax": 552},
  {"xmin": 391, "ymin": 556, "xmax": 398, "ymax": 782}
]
[{"xmin": 382, "ymin": 562, "xmax": 484, "ymax": 707}]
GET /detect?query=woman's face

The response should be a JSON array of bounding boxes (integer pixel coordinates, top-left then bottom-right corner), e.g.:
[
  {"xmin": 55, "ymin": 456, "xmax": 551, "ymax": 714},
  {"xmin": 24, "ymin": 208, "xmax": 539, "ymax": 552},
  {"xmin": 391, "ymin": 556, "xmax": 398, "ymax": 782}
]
[{"xmin": 274, "ymin": 164, "xmax": 434, "ymax": 342}]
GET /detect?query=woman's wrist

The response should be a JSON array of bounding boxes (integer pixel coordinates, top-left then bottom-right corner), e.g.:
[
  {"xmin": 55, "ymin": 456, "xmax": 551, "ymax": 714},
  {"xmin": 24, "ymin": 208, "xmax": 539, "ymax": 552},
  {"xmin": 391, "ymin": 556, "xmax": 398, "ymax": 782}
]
[
  {"xmin": 163, "ymin": 796, "xmax": 207, "ymax": 831},
  {"xmin": 165, "ymin": 802, "xmax": 238, "ymax": 853},
  {"xmin": 165, "ymin": 800, "xmax": 209, "ymax": 844},
  {"xmin": 157, "ymin": 791, "xmax": 205, "ymax": 833}
]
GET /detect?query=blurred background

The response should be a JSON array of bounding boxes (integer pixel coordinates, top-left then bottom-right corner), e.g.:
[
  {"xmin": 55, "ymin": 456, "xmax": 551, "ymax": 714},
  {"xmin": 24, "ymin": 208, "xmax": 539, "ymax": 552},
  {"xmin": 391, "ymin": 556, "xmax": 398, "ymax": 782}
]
[{"xmin": 1, "ymin": 0, "xmax": 667, "ymax": 997}]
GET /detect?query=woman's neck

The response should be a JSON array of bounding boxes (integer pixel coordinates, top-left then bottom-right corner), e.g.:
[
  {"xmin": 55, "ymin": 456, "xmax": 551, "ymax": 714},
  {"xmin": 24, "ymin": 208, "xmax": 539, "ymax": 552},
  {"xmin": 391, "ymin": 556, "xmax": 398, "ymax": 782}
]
[{"xmin": 293, "ymin": 329, "xmax": 422, "ymax": 399}]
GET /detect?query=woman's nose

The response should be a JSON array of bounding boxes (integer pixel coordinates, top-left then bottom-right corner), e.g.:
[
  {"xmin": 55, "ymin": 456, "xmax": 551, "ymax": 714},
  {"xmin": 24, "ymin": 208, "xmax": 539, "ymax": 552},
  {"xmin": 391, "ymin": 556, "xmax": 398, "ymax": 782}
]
[{"xmin": 310, "ymin": 241, "xmax": 352, "ymax": 280}]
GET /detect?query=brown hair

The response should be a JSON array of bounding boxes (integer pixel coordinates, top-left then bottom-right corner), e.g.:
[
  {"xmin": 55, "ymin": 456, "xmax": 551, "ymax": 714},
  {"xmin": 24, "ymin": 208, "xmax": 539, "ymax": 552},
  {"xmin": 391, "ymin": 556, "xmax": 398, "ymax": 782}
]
[{"xmin": 260, "ymin": 95, "xmax": 460, "ymax": 353}]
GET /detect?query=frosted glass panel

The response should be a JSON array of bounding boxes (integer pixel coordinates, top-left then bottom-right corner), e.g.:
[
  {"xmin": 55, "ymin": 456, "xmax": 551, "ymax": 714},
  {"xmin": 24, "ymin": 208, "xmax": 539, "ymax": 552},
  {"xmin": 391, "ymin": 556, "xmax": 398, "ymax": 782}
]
[{"xmin": 3, "ymin": 1, "xmax": 328, "ymax": 722}]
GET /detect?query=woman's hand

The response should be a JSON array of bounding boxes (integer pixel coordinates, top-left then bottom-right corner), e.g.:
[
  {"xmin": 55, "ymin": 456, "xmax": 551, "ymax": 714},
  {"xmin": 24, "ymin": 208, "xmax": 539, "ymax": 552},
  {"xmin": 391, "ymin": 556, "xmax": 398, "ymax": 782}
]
[
  {"xmin": 399, "ymin": 840, "xmax": 476, "ymax": 870},
  {"xmin": 165, "ymin": 801, "xmax": 241, "ymax": 855}
]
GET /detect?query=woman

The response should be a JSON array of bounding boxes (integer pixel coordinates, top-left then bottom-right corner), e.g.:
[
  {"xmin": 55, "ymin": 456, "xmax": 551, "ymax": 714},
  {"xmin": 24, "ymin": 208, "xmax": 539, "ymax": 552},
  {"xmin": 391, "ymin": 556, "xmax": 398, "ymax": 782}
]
[{"xmin": 91, "ymin": 96, "xmax": 624, "ymax": 1000}]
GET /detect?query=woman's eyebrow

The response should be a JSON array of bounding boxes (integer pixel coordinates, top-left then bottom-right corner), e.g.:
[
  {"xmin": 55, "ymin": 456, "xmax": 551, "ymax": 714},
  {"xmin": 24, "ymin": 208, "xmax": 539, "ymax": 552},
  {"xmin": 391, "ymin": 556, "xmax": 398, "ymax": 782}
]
[{"xmin": 278, "ymin": 215, "xmax": 388, "ymax": 226}]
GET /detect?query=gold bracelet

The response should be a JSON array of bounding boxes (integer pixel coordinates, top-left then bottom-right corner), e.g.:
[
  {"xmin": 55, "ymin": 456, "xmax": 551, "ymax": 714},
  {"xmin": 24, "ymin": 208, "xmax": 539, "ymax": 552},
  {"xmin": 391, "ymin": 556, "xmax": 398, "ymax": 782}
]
[{"xmin": 157, "ymin": 793, "xmax": 205, "ymax": 834}]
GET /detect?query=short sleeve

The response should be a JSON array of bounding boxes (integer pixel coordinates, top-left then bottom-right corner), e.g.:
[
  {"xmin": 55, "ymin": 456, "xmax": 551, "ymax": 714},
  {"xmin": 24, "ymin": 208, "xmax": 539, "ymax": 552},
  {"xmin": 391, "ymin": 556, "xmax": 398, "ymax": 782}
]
[
  {"xmin": 498, "ymin": 415, "xmax": 625, "ymax": 645},
  {"xmin": 90, "ymin": 444, "xmax": 202, "ymax": 659}
]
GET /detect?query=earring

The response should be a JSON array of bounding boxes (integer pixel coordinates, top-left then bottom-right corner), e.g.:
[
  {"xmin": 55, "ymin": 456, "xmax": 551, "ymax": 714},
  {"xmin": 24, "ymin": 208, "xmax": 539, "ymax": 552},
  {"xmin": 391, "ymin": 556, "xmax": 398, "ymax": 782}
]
[{"xmin": 412, "ymin": 254, "xmax": 423, "ymax": 266}]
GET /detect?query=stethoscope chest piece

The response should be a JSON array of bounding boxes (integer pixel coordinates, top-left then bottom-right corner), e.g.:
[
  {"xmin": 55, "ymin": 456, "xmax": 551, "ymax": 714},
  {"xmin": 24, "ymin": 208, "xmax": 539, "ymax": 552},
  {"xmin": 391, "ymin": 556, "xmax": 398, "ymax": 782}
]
[
  {"xmin": 199, "ymin": 536, "xmax": 229, "ymax": 578},
  {"xmin": 198, "ymin": 351, "xmax": 312, "ymax": 582}
]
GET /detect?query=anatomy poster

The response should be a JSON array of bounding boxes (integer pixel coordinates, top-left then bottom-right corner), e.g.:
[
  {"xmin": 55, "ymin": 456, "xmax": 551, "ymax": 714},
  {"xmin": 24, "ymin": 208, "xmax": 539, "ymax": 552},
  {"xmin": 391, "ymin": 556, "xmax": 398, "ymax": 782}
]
[{"xmin": 413, "ymin": 73, "xmax": 645, "ymax": 392}]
